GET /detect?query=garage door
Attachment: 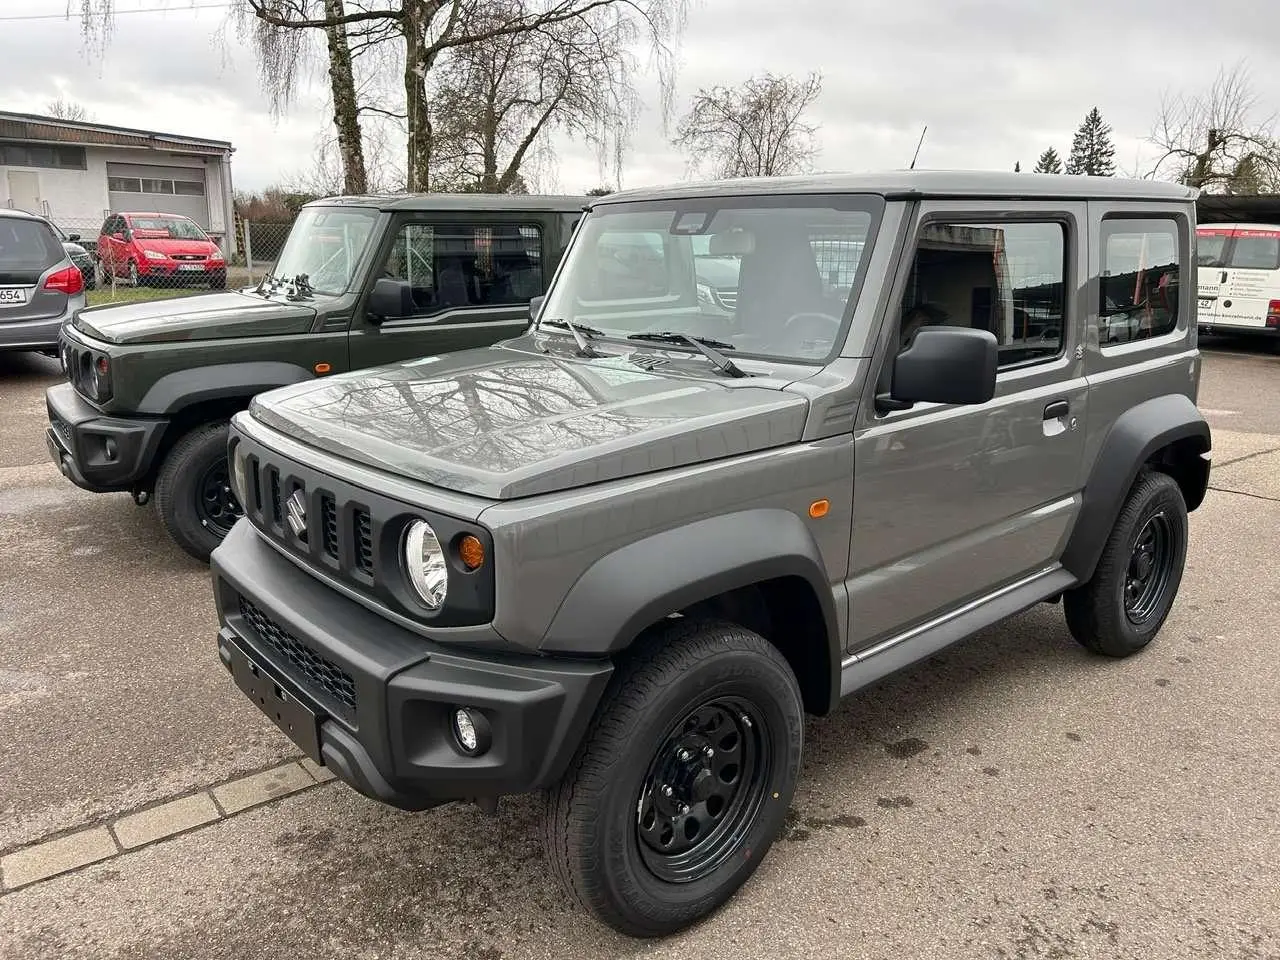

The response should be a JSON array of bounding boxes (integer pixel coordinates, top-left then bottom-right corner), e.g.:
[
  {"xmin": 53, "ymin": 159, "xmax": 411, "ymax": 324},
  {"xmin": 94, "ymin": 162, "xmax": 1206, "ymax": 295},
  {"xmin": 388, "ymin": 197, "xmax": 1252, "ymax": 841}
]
[{"xmin": 106, "ymin": 162, "xmax": 209, "ymax": 227}]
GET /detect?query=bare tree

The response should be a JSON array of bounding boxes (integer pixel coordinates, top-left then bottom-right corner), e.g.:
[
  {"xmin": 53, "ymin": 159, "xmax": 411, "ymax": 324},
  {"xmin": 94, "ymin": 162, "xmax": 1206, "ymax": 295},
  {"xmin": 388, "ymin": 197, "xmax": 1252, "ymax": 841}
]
[
  {"xmin": 243, "ymin": 0, "xmax": 690, "ymax": 192},
  {"xmin": 673, "ymin": 71, "xmax": 824, "ymax": 179},
  {"xmin": 1147, "ymin": 61, "xmax": 1280, "ymax": 194},
  {"xmin": 427, "ymin": 0, "xmax": 641, "ymax": 193},
  {"xmin": 44, "ymin": 97, "xmax": 92, "ymax": 122}
]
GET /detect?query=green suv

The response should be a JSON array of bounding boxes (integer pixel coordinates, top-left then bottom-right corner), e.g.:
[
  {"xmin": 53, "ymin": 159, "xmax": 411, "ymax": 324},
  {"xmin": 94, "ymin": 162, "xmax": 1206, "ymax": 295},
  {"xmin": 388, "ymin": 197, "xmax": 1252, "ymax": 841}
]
[
  {"xmin": 210, "ymin": 172, "xmax": 1211, "ymax": 936},
  {"xmin": 44, "ymin": 194, "xmax": 586, "ymax": 560}
]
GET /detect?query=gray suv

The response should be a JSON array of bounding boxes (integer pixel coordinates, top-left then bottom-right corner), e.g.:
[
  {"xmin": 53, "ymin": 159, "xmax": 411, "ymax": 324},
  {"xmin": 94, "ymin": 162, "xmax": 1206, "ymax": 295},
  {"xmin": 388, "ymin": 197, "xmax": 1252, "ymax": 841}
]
[
  {"xmin": 209, "ymin": 172, "xmax": 1211, "ymax": 937},
  {"xmin": 0, "ymin": 208, "xmax": 87, "ymax": 354}
]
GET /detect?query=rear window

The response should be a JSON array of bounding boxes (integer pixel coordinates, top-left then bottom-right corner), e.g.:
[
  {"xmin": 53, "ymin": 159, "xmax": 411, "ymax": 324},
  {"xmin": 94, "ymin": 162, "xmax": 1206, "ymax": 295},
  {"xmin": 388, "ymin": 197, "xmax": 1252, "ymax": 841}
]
[
  {"xmin": 0, "ymin": 217, "xmax": 63, "ymax": 271},
  {"xmin": 1197, "ymin": 228, "xmax": 1280, "ymax": 270}
]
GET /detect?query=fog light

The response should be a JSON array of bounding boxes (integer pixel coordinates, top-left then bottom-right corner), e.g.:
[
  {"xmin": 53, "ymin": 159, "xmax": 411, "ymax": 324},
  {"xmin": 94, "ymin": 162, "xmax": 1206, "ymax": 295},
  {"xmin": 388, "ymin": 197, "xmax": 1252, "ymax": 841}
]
[{"xmin": 451, "ymin": 707, "xmax": 491, "ymax": 756}]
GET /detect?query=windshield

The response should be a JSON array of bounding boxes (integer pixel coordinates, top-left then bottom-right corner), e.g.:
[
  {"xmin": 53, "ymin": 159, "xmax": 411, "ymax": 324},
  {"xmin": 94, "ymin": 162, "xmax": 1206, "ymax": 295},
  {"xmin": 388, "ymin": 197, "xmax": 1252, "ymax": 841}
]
[
  {"xmin": 271, "ymin": 206, "xmax": 378, "ymax": 296},
  {"xmin": 1197, "ymin": 227, "xmax": 1280, "ymax": 271},
  {"xmin": 128, "ymin": 216, "xmax": 209, "ymax": 241},
  {"xmin": 538, "ymin": 199, "xmax": 879, "ymax": 362}
]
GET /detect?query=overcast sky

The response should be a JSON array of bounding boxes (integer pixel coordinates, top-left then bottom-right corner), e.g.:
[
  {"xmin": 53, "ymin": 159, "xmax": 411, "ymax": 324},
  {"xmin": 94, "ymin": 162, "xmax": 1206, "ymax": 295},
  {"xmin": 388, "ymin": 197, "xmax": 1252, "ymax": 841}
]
[{"xmin": 5, "ymin": 0, "xmax": 1280, "ymax": 194}]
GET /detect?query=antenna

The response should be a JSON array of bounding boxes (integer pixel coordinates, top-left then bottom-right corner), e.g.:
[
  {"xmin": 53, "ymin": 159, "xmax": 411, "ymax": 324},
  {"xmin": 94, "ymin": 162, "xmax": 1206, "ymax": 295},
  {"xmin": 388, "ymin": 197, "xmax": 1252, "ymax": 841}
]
[{"xmin": 909, "ymin": 125, "xmax": 927, "ymax": 170}]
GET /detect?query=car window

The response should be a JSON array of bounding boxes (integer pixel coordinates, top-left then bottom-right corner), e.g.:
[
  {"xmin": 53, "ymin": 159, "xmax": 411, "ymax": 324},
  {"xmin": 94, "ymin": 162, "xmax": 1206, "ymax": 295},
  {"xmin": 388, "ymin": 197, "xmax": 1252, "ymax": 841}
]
[
  {"xmin": 0, "ymin": 218, "xmax": 64, "ymax": 271},
  {"xmin": 1196, "ymin": 229, "xmax": 1230, "ymax": 268},
  {"xmin": 127, "ymin": 217, "xmax": 209, "ymax": 241},
  {"xmin": 896, "ymin": 220, "xmax": 1067, "ymax": 369},
  {"xmin": 381, "ymin": 222, "xmax": 544, "ymax": 315},
  {"xmin": 1100, "ymin": 218, "xmax": 1180, "ymax": 344},
  {"xmin": 1227, "ymin": 233, "xmax": 1280, "ymax": 270}
]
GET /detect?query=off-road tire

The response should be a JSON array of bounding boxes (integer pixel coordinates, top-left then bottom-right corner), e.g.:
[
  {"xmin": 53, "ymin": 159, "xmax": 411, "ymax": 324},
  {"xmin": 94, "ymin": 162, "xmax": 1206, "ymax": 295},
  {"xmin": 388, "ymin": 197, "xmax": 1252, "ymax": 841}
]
[
  {"xmin": 1064, "ymin": 470, "xmax": 1188, "ymax": 657},
  {"xmin": 155, "ymin": 421, "xmax": 239, "ymax": 563},
  {"xmin": 543, "ymin": 618, "xmax": 804, "ymax": 938}
]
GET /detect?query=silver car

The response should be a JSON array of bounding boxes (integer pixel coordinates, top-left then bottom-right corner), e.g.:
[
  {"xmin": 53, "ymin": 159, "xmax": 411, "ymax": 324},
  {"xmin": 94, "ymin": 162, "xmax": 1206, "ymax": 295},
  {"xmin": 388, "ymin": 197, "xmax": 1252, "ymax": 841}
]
[{"xmin": 0, "ymin": 208, "xmax": 87, "ymax": 355}]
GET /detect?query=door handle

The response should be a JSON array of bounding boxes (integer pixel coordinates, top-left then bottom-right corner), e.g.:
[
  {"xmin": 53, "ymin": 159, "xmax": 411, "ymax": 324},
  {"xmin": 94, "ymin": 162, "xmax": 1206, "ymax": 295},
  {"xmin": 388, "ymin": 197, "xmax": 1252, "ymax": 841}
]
[{"xmin": 1043, "ymin": 400, "xmax": 1069, "ymax": 421}]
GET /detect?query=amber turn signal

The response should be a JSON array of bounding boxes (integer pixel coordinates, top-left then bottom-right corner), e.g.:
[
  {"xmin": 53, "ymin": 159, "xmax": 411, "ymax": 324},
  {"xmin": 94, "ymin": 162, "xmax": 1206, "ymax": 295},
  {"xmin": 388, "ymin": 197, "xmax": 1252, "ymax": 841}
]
[
  {"xmin": 808, "ymin": 499, "xmax": 830, "ymax": 519},
  {"xmin": 458, "ymin": 534, "xmax": 485, "ymax": 570},
  {"xmin": 314, "ymin": 362, "xmax": 332, "ymax": 374}
]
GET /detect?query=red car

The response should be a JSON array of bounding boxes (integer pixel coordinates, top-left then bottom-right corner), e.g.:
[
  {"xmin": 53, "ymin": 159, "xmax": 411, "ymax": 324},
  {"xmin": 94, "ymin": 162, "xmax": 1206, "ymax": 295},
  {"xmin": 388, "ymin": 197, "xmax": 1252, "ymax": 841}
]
[{"xmin": 96, "ymin": 212, "xmax": 226, "ymax": 289}]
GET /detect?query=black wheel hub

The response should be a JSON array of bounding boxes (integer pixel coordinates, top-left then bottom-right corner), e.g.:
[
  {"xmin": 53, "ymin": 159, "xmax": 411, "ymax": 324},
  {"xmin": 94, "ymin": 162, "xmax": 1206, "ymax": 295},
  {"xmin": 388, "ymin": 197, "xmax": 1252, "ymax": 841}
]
[
  {"xmin": 197, "ymin": 460, "xmax": 242, "ymax": 537},
  {"xmin": 1125, "ymin": 511, "xmax": 1173, "ymax": 624},
  {"xmin": 636, "ymin": 697, "xmax": 770, "ymax": 883}
]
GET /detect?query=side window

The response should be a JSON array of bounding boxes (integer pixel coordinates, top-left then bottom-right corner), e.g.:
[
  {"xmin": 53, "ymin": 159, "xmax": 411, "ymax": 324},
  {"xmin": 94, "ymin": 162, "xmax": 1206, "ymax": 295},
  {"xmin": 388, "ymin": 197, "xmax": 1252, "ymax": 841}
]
[
  {"xmin": 1227, "ymin": 232, "xmax": 1280, "ymax": 270},
  {"xmin": 897, "ymin": 220, "xmax": 1066, "ymax": 368},
  {"xmin": 380, "ymin": 222, "xmax": 544, "ymax": 316},
  {"xmin": 1099, "ymin": 218, "xmax": 1180, "ymax": 344}
]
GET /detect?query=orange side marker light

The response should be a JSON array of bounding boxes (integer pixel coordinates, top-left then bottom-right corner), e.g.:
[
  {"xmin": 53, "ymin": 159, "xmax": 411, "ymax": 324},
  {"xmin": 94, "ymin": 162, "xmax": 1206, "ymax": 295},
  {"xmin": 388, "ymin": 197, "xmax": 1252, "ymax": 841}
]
[{"xmin": 809, "ymin": 499, "xmax": 829, "ymax": 519}]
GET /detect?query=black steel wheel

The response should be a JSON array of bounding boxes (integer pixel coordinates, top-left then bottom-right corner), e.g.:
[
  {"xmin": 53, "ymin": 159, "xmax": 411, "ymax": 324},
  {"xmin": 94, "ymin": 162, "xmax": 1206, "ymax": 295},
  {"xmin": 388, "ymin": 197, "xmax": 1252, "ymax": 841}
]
[
  {"xmin": 196, "ymin": 457, "xmax": 242, "ymax": 539},
  {"xmin": 544, "ymin": 618, "xmax": 803, "ymax": 938},
  {"xmin": 1066, "ymin": 470, "xmax": 1188, "ymax": 657},
  {"xmin": 155, "ymin": 421, "xmax": 241, "ymax": 563},
  {"xmin": 636, "ymin": 697, "xmax": 770, "ymax": 884}
]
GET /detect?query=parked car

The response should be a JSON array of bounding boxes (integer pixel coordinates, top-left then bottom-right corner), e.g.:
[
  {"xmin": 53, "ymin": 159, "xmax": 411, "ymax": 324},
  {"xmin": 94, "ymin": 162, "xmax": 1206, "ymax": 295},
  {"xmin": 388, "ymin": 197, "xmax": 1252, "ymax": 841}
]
[
  {"xmin": 0, "ymin": 208, "xmax": 86, "ymax": 355},
  {"xmin": 1195, "ymin": 221, "xmax": 1280, "ymax": 350},
  {"xmin": 45, "ymin": 193, "xmax": 587, "ymax": 561},
  {"xmin": 48, "ymin": 220, "xmax": 96, "ymax": 291},
  {"xmin": 95, "ymin": 212, "xmax": 227, "ymax": 289},
  {"xmin": 206, "ymin": 171, "xmax": 1211, "ymax": 937}
]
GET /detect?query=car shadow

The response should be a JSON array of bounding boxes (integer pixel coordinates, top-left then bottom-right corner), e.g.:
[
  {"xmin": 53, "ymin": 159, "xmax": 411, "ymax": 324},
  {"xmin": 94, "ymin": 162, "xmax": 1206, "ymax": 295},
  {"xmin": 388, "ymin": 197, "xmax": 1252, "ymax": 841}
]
[{"xmin": 0, "ymin": 349, "xmax": 61, "ymax": 383}]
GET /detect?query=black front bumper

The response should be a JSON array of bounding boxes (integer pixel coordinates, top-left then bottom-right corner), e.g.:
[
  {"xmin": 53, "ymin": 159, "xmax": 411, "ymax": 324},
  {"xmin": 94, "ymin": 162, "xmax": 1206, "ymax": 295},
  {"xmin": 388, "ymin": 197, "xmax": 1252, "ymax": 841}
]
[
  {"xmin": 210, "ymin": 520, "xmax": 614, "ymax": 810},
  {"xmin": 45, "ymin": 382, "xmax": 168, "ymax": 493}
]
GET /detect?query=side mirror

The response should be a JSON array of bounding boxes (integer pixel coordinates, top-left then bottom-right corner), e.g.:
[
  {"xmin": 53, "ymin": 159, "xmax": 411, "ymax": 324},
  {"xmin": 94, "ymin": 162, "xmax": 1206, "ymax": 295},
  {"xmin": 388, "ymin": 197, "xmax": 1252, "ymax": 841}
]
[
  {"xmin": 68, "ymin": 233, "xmax": 81, "ymax": 242},
  {"xmin": 528, "ymin": 294, "xmax": 545, "ymax": 321},
  {"xmin": 367, "ymin": 277, "xmax": 413, "ymax": 322},
  {"xmin": 877, "ymin": 326, "xmax": 997, "ymax": 413}
]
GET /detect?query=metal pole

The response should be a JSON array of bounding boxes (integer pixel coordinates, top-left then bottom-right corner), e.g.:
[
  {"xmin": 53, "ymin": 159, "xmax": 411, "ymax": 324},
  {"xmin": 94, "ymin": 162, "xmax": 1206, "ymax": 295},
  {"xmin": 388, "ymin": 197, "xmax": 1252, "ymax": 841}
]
[{"xmin": 244, "ymin": 222, "xmax": 254, "ymax": 278}]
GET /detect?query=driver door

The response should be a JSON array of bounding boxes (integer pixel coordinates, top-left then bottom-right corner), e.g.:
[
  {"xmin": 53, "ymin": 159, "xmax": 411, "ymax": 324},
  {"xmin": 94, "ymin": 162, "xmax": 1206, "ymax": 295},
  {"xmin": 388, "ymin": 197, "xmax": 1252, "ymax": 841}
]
[{"xmin": 348, "ymin": 217, "xmax": 547, "ymax": 370}]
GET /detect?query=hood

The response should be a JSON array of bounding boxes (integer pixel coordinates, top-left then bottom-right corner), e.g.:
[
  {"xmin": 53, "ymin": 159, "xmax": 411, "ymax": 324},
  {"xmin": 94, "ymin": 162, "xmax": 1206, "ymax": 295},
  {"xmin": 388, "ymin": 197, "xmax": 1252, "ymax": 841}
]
[
  {"xmin": 73, "ymin": 290, "xmax": 317, "ymax": 344},
  {"xmin": 249, "ymin": 342, "xmax": 808, "ymax": 499},
  {"xmin": 134, "ymin": 237, "xmax": 220, "ymax": 258}
]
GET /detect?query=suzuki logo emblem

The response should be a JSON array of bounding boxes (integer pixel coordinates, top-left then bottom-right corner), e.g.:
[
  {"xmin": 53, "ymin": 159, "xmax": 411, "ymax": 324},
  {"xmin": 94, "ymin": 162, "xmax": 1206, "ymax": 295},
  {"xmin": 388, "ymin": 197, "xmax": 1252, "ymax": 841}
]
[{"xmin": 286, "ymin": 489, "xmax": 308, "ymax": 540}]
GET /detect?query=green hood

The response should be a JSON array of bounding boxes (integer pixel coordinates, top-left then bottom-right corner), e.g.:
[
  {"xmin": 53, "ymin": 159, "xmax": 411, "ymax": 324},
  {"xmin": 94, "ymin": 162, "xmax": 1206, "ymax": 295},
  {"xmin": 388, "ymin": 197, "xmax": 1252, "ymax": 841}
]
[{"xmin": 72, "ymin": 291, "xmax": 317, "ymax": 345}]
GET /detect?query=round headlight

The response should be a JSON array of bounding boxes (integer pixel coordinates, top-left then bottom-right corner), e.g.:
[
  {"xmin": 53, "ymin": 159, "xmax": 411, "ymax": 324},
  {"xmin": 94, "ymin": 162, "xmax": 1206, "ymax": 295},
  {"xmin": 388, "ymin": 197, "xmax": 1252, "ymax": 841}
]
[{"xmin": 404, "ymin": 519, "xmax": 448, "ymax": 609}]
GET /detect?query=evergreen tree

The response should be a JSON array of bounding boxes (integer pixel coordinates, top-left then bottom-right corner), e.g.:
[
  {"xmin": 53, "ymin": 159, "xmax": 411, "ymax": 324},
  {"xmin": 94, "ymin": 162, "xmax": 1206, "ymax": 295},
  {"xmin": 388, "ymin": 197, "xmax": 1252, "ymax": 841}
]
[
  {"xmin": 1065, "ymin": 108, "xmax": 1116, "ymax": 176},
  {"xmin": 1033, "ymin": 148, "xmax": 1063, "ymax": 174}
]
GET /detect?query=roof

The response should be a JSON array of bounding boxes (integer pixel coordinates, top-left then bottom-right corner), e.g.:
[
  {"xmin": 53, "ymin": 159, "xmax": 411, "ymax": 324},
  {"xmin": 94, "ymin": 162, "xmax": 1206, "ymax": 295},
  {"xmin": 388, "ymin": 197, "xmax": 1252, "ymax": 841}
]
[
  {"xmin": 305, "ymin": 193, "xmax": 590, "ymax": 212},
  {"xmin": 0, "ymin": 207, "xmax": 43, "ymax": 220},
  {"xmin": 593, "ymin": 170, "xmax": 1199, "ymax": 205},
  {"xmin": 1195, "ymin": 193, "xmax": 1280, "ymax": 226},
  {"xmin": 0, "ymin": 110, "xmax": 232, "ymax": 155}
]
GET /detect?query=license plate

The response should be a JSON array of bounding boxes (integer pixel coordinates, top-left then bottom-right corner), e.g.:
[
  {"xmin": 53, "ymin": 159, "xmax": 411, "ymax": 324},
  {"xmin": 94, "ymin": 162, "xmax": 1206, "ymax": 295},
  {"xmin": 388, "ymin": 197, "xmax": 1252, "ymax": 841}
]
[
  {"xmin": 0, "ymin": 287, "xmax": 28, "ymax": 305},
  {"xmin": 226, "ymin": 636, "xmax": 323, "ymax": 764},
  {"xmin": 177, "ymin": 263, "xmax": 205, "ymax": 272},
  {"xmin": 1198, "ymin": 298, "xmax": 1213, "ymax": 309}
]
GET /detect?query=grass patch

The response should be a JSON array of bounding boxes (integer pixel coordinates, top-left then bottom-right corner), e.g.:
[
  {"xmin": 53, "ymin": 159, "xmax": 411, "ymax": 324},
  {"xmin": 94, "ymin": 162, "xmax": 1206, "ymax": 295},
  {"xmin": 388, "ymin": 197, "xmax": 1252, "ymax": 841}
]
[{"xmin": 86, "ymin": 286, "xmax": 208, "ymax": 308}]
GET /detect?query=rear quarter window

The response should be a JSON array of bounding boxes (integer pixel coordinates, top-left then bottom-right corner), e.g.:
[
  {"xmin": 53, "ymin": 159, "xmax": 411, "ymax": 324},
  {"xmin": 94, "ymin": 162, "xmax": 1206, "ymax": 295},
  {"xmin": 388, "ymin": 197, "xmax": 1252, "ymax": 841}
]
[{"xmin": 0, "ymin": 218, "xmax": 63, "ymax": 273}]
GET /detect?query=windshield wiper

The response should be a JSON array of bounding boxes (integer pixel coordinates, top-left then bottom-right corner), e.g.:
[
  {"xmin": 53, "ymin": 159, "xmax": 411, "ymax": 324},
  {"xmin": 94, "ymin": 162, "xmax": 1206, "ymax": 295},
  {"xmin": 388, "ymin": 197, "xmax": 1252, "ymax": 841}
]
[
  {"xmin": 539, "ymin": 317, "xmax": 603, "ymax": 357},
  {"xmin": 626, "ymin": 331, "xmax": 746, "ymax": 378}
]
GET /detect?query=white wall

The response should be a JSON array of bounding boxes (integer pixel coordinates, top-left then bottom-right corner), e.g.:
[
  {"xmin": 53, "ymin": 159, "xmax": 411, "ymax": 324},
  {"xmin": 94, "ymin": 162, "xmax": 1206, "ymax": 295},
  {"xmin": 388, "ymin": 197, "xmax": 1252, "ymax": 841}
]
[{"xmin": 0, "ymin": 145, "xmax": 232, "ymax": 239}]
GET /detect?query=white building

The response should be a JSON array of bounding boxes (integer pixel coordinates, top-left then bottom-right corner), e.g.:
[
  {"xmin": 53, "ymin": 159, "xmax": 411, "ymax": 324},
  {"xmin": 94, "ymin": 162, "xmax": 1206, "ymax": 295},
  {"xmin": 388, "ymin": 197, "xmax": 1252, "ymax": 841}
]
[{"xmin": 0, "ymin": 110, "xmax": 236, "ymax": 253}]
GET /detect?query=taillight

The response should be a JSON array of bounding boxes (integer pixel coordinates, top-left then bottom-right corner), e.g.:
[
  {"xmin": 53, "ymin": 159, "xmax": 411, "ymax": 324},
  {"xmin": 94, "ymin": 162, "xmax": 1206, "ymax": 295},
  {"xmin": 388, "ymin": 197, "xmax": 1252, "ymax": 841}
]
[
  {"xmin": 1267, "ymin": 300, "xmax": 1280, "ymax": 329},
  {"xmin": 45, "ymin": 265, "xmax": 84, "ymax": 296}
]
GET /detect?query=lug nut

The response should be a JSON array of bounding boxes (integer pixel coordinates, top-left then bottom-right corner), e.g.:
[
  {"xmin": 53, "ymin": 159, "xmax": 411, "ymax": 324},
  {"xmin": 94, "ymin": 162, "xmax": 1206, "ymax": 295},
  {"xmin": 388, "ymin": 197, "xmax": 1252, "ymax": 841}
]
[
  {"xmin": 661, "ymin": 784, "xmax": 673, "ymax": 797},
  {"xmin": 703, "ymin": 746, "xmax": 714, "ymax": 758},
  {"xmin": 678, "ymin": 748, "xmax": 691, "ymax": 761}
]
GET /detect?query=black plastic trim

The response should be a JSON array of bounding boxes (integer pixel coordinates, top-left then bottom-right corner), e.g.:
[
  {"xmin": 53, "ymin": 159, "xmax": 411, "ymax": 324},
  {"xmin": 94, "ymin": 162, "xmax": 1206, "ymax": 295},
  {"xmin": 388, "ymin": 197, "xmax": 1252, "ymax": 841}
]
[
  {"xmin": 138, "ymin": 361, "xmax": 314, "ymax": 416},
  {"xmin": 44, "ymin": 381, "xmax": 168, "ymax": 490},
  {"xmin": 1060, "ymin": 393, "xmax": 1211, "ymax": 583}
]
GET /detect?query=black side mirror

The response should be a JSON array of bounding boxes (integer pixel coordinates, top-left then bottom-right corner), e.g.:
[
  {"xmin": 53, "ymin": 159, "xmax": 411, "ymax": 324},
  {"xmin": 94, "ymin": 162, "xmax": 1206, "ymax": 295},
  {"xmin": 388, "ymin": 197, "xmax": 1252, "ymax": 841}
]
[
  {"xmin": 367, "ymin": 277, "xmax": 413, "ymax": 322},
  {"xmin": 877, "ymin": 326, "xmax": 997, "ymax": 413},
  {"xmin": 528, "ymin": 294, "xmax": 545, "ymax": 321},
  {"xmin": 67, "ymin": 233, "xmax": 81, "ymax": 242}
]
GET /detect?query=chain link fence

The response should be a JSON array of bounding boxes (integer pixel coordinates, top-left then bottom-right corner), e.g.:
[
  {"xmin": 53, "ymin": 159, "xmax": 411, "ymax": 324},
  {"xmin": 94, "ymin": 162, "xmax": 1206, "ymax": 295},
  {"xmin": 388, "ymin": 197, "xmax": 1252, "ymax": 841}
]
[{"xmin": 49, "ymin": 217, "xmax": 295, "ymax": 305}]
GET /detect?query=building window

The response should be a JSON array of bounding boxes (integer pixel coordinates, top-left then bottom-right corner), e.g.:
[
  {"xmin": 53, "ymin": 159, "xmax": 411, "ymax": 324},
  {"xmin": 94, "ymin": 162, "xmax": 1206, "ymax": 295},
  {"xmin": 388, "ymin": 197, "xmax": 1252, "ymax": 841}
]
[
  {"xmin": 141, "ymin": 178, "xmax": 175, "ymax": 194},
  {"xmin": 1100, "ymin": 218, "xmax": 1180, "ymax": 345},
  {"xmin": 0, "ymin": 141, "xmax": 87, "ymax": 170},
  {"xmin": 108, "ymin": 177, "xmax": 142, "ymax": 192},
  {"xmin": 174, "ymin": 180, "xmax": 205, "ymax": 196},
  {"xmin": 899, "ymin": 220, "xmax": 1067, "ymax": 369}
]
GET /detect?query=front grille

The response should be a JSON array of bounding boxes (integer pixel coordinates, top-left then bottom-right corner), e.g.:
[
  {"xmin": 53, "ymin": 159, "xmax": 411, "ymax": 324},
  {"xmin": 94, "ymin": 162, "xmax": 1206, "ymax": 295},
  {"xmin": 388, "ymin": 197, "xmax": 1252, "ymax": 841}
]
[
  {"xmin": 238, "ymin": 596, "xmax": 356, "ymax": 718},
  {"xmin": 320, "ymin": 494, "xmax": 338, "ymax": 557},
  {"xmin": 355, "ymin": 510, "xmax": 374, "ymax": 574},
  {"xmin": 171, "ymin": 253, "xmax": 206, "ymax": 261},
  {"xmin": 715, "ymin": 288, "xmax": 738, "ymax": 310}
]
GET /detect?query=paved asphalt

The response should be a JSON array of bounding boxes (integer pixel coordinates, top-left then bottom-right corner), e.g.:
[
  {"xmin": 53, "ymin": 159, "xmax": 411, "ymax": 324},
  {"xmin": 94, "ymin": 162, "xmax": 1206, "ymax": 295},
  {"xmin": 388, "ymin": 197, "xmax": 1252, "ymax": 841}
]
[{"xmin": 1, "ymin": 337, "xmax": 1278, "ymax": 959}]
